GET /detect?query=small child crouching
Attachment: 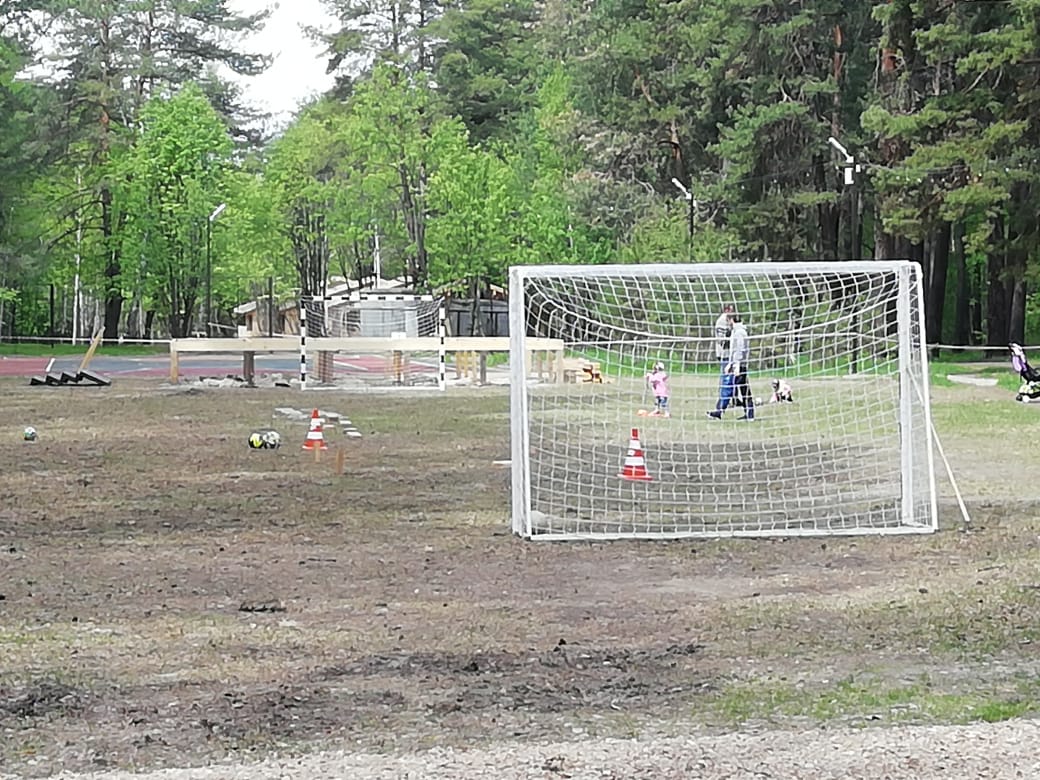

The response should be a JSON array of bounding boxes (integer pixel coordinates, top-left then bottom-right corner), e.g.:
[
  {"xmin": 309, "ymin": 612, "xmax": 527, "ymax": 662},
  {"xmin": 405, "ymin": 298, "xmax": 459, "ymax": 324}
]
[{"xmin": 769, "ymin": 378, "xmax": 794, "ymax": 403}]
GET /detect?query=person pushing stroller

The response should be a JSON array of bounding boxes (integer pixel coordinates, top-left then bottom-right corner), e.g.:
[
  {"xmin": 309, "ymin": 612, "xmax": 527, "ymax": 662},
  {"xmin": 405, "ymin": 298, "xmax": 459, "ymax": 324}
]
[{"xmin": 1010, "ymin": 343, "xmax": 1040, "ymax": 402}]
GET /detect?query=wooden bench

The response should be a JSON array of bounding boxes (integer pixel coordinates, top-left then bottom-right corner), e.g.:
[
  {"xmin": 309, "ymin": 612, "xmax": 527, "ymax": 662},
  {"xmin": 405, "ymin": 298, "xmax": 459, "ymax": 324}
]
[{"xmin": 561, "ymin": 357, "xmax": 603, "ymax": 383}]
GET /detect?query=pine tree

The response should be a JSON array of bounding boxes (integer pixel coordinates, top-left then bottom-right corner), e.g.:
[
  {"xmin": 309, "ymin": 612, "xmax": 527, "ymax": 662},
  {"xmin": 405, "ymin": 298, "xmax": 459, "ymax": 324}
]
[{"xmin": 24, "ymin": 0, "xmax": 269, "ymax": 338}]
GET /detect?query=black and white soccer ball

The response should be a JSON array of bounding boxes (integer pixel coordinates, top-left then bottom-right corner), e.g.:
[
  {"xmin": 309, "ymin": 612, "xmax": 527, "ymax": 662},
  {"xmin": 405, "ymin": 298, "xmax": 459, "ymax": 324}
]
[
  {"xmin": 248, "ymin": 429, "xmax": 282, "ymax": 449},
  {"xmin": 23, "ymin": 426, "xmax": 37, "ymax": 442}
]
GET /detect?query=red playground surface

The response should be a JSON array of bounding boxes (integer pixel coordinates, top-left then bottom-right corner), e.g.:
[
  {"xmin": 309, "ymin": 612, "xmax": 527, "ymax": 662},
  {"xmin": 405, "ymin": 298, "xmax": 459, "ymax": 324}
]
[{"xmin": 0, "ymin": 357, "xmax": 50, "ymax": 377}]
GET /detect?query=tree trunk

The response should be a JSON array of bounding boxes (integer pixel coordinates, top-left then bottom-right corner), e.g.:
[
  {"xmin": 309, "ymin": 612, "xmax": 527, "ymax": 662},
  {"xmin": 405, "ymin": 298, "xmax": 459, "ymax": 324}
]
[
  {"xmin": 1010, "ymin": 277, "xmax": 1027, "ymax": 345},
  {"xmin": 925, "ymin": 222, "xmax": 950, "ymax": 355},
  {"xmin": 168, "ymin": 278, "xmax": 181, "ymax": 339},
  {"xmin": 815, "ymin": 158, "xmax": 839, "ymax": 259},
  {"xmin": 470, "ymin": 277, "xmax": 485, "ymax": 337},
  {"xmin": 398, "ymin": 165, "xmax": 428, "ymax": 286},
  {"xmin": 1006, "ymin": 233, "xmax": 1027, "ymax": 346},
  {"xmin": 179, "ymin": 292, "xmax": 194, "ymax": 338},
  {"xmin": 986, "ymin": 216, "xmax": 1008, "ymax": 346},
  {"xmin": 920, "ymin": 234, "xmax": 932, "ymax": 293},
  {"xmin": 292, "ymin": 204, "xmax": 330, "ymax": 301},
  {"xmin": 907, "ymin": 239, "xmax": 923, "ymax": 266},
  {"xmin": 951, "ymin": 222, "xmax": 970, "ymax": 345},
  {"xmin": 101, "ymin": 185, "xmax": 123, "ymax": 340},
  {"xmin": 881, "ymin": 236, "xmax": 914, "ymax": 342},
  {"xmin": 874, "ymin": 227, "xmax": 896, "ymax": 260},
  {"xmin": 969, "ymin": 268, "xmax": 983, "ymax": 347}
]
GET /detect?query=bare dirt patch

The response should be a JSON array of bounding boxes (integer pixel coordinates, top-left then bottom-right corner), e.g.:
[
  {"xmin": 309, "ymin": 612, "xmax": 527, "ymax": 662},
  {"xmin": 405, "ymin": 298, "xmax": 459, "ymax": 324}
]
[{"xmin": 1, "ymin": 378, "xmax": 1039, "ymax": 778}]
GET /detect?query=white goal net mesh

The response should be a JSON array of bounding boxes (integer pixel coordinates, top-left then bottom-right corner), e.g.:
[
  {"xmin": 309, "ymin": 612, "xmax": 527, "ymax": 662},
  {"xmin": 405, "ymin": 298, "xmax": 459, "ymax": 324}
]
[
  {"xmin": 301, "ymin": 295, "xmax": 445, "ymax": 388},
  {"xmin": 508, "ymin": 262, "xmax": 937, "ymax": 540}
]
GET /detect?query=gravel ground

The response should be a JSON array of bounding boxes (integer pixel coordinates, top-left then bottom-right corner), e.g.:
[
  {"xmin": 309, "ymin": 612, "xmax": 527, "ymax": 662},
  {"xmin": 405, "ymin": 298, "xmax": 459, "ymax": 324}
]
[{"xmin": 21, "ymin": 721, "xmax": 1039, "ymax": 780}]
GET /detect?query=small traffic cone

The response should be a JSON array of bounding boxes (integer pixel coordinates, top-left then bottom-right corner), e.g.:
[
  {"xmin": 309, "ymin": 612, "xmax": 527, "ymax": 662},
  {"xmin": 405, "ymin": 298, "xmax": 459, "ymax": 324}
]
[
  {"xmin": 302, "ymin": 408, "xmax": 328, "ymax": 451},
  {"xmin": 618, "ymin": 427, "xmax": 653, "ymax": 481}
]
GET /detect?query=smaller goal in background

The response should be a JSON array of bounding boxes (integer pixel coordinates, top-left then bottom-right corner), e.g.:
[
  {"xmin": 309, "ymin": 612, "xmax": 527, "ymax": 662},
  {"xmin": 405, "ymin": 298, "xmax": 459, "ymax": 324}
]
[{"xmin": 300, "ymin": 293, "xmax": 445, "ymax": 389}]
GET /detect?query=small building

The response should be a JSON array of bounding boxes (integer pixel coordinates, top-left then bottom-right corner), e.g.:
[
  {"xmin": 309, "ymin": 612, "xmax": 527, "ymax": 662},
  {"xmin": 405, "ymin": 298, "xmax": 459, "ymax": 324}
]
[
  {"xmin": 436, "ymin": 282, "xmax": 508, "ymax": 336},
  {"xmin": 233, "ymin": 299, "xmax": 300, "ymax": 336}
]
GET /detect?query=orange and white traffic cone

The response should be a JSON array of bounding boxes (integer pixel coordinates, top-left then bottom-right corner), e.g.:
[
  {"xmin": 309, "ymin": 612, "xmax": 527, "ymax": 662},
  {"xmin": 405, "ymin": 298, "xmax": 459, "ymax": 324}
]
[
  {"xmin": 618, "ymin": 427, "xmax": 653, "ymax": 481},
  {"xmin": 301, "ymin": 408, "xmax": 328, "ymax": 451}
]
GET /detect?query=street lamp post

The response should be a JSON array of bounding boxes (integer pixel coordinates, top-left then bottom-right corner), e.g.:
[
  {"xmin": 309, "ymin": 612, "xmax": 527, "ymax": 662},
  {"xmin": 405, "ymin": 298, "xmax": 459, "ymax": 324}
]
[
  {"xmin": 827, "ymin": 137, "xmax": 864, "ymax": 373},
  {"xmin": 827, "ymin": 136, "xmax": 862, "ymax": 259},
  {"xmin": 671, "ymin": 178, "xmax": 695, "ymax": 256},
  {"xmin": 206, "ymin": 202, "xmax": 226, "ymax": 337}
]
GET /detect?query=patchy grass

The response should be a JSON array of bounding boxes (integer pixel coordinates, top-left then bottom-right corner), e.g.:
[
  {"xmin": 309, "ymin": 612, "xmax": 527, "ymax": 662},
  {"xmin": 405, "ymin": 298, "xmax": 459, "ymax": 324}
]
[{"xmin": 710, "ymin": 672, "xmax": 1040, "ymax": 727}]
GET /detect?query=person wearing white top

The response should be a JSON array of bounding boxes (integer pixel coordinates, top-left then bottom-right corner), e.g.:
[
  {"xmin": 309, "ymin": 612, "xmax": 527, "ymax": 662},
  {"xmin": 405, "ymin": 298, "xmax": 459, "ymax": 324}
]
[
  {"xmin": 714, "ymin": 304, "xmax": 735, "ymax": 363},
  {"xmin": 707, "ymin": 312, "xmax": 756, "ymax": 421}
]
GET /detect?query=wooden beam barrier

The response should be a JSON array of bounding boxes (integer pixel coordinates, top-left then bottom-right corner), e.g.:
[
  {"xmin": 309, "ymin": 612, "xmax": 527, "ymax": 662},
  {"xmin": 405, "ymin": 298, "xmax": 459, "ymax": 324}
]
[
  {"xmin": 167, "ymin": 336, "xmax": 566, "ymax": 384},
  {"xmin": 455, "ymin": 350, "xmax": 471, "ymax": 380},
  {"xmin": 78, "ymin": 327, "xmax": 105, "ymax": 374},
  {"xmin": 243, "ymin": 352, "xmax": 255, "ymax": 384}
]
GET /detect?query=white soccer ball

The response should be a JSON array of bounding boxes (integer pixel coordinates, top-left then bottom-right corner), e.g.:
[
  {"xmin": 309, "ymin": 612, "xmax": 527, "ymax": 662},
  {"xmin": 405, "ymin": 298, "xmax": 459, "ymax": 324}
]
[{"xmin": 23, "ymin": 426, "xmax": 37, "ymax": 442}]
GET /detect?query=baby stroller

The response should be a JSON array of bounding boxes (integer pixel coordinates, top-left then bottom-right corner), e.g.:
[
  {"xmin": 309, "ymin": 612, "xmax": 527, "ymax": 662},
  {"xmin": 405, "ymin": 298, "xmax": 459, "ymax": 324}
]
[{"xmin": 1010, "ymin": 343, "xmax": 1040, "ymax": 402}]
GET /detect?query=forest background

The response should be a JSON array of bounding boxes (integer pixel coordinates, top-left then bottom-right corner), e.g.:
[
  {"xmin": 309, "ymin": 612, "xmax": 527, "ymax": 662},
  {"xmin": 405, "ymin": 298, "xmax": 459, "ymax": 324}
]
[{"xmin": 0, "ymin": 0, "xmax": 1038, "ymax": 346}]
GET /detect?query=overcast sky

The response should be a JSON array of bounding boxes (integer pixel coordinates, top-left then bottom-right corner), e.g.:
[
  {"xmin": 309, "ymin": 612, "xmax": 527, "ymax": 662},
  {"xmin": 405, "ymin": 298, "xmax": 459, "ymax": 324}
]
[{"xmin": 228, "ymin": 0, "xmax": 336, "ymax": 128}]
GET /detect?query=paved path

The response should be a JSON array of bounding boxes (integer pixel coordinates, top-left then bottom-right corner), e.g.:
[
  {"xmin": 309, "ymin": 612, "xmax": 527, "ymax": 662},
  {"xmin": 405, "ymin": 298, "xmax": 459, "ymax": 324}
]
[{"xmin": 0, "ymin": 353, "xmax": 295, "ymax": 379}]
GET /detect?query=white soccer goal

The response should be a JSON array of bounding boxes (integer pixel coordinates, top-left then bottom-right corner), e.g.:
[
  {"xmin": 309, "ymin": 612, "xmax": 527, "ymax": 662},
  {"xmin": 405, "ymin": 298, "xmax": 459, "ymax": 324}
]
[
  {"xmin": 299, "ymin": 293, "xmax": 446, "ymax": 389},
  {"xmin": 509, "ymin": 261, "xmax": 938, "ymax": 540}
]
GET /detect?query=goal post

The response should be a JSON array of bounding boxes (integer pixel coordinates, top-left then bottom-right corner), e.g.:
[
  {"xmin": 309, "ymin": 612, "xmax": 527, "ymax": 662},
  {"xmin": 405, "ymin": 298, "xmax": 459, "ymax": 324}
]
[
  {"xmin": 299, "ymin": 293, "xmax": 447, "ymax": 390},
  {"xmin": 509, "ymin": 261, "xmax": 938, "ymax": 540}
]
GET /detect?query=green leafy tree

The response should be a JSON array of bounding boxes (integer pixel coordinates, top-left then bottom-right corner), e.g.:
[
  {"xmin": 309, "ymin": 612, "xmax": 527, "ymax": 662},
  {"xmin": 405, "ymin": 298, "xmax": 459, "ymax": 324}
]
[
  {"xmin": 426, "ymin": 68, "xmax": 604, "ymax": 311},
  {"xmin": 265, "ymin": 102, "xmax": 346, "ymax": 303},
  {"xmin": 426, "ymin": 121, "xmax": 521, "ymax": 313},
  {"xmin": 0, "ymin": 31, "xmax": 56, "ymax": 334},
  {"xmin": 216, "ymin": 163, "xmax": 295, "ymax": 319},
  {"xmin": 338, "ymin": 63, "xmax": 447, "ymax": 286},
  {"xmin": 866, "ymin": 0, "xmax": 1040, "ymax": 346},
  {"xmin": 115, "ymin": 84, "xmax": 234, "ymax": 338},
  {"xmin": 315, "ymin": 0, "xmax": 440, "ymax": 92},
  {"xmin": 23, "ymin": 0, "xmax": 269, "ymax": 337}
]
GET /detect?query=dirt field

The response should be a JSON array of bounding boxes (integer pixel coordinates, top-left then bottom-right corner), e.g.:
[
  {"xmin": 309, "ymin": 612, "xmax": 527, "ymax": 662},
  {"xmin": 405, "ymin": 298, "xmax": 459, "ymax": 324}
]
[
  {"xmin": 526, "ymin": 374, "xmax": 915, "ymax": 536},
  {"xmin": 1, "ymin": 377, "xmax": 1039, "ymax": 778}
]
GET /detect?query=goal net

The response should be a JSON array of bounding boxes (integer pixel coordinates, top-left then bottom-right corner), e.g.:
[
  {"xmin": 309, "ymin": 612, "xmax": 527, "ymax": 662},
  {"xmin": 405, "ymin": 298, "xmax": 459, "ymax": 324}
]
[
  {"xmin": 300, "ymin": 294, "xmax": 445, "ymax": 389},
  {"xmin": 508, "ymin": 262, "xmax": 937, "ymax": 540}
]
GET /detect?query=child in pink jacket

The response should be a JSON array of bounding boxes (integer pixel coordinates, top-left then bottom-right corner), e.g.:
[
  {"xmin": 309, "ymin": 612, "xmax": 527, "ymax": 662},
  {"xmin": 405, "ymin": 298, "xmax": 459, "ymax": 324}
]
[{"xmin": 646, "ymin": 361, "xmax": 671, "ymax": 417}]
